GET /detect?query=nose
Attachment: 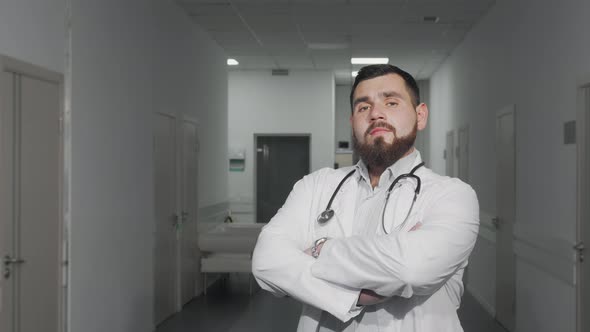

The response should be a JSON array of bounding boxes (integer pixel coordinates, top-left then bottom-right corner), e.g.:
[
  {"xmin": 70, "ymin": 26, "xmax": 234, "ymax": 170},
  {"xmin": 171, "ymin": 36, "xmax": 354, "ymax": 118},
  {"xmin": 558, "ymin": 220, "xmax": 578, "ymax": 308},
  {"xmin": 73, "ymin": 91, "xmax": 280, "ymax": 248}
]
[{"xmin": 369, "ymin": 104, "xmax": 386, "ymax": 121}]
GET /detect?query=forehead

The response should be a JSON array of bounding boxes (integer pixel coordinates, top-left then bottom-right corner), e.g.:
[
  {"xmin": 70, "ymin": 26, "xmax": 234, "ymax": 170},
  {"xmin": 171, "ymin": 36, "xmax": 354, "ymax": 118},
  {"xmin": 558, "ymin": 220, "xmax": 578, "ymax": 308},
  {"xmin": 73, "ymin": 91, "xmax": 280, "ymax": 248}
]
[{"xmin": 353, "ymin": 73, "xmax": 410, "ymax": 100}]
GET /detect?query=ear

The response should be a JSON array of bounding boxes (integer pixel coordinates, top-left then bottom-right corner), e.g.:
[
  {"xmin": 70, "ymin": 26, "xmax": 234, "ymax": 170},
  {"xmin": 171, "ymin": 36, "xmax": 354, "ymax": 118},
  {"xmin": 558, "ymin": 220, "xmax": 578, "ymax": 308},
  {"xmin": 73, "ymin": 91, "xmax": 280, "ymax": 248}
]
[{"xmin": 416, "ymin": 103, "xmax": 429, "ymax": 131}]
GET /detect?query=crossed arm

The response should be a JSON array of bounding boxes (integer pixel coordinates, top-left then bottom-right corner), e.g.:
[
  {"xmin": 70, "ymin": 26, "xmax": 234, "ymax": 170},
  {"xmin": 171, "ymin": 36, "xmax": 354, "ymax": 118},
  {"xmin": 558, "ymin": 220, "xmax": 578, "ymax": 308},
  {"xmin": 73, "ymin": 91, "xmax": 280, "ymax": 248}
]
[{"xmin": 252, "ymin": 174, "xmax": 479, "ymax": 321}]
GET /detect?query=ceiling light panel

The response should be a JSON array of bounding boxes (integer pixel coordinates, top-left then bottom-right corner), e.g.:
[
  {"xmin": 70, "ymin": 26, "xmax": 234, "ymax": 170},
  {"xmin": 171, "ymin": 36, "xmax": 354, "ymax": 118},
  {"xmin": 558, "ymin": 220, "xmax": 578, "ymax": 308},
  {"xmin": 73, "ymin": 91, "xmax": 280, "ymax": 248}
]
[{"xmin": 351, "ymin": 57, "xmax": 389, "ymax": 64}]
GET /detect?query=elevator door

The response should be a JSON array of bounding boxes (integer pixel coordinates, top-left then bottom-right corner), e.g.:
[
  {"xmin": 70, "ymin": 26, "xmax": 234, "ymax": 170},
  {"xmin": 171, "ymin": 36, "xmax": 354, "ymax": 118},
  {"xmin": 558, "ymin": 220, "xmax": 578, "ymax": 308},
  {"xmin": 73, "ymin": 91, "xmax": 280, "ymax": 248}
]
[{"xmin": 256, "ymin": 135, "xmax": 310, "ymax": 223}]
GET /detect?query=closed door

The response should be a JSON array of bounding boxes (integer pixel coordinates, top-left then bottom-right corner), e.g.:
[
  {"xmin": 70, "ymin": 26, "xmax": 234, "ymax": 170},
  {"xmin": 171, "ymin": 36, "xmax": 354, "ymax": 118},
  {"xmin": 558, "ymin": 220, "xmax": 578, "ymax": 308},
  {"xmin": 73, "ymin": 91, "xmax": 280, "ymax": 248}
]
[
  {"xmin": 495, "ymin": 106, "xmax": 516, "ymax": 331},
  {"xmin": 577, "ymin": 85, "xmax": 590, "ymax": 332},
  {"xmin": 0, "ymin": 62, "xmax": 62, "ymax": 332},
  {"xmin": 154, "ymin": 113, "xmax": 178, "ymax": 324},
  {"xmin": 256, "ymin": 135, "xmax": 310, "ymax": 223},
  {"xmin": 180, "ymin": 120, "xmax": 198, "ymax": 304},
  {"xmin": 458, "ymin": 125, "xmax": 469, "ymax": 183},
  {"xmin": 445, "ymin": 130, "xmax": 455, "ymax": 177}
]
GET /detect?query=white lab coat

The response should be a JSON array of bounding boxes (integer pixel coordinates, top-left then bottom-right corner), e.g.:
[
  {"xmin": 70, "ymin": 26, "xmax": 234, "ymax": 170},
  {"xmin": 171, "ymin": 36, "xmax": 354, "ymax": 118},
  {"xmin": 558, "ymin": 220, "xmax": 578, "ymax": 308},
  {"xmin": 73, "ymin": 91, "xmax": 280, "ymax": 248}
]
[{"xmin": 252, "ymin": 150, "xmax": 479, "ymax": 332}]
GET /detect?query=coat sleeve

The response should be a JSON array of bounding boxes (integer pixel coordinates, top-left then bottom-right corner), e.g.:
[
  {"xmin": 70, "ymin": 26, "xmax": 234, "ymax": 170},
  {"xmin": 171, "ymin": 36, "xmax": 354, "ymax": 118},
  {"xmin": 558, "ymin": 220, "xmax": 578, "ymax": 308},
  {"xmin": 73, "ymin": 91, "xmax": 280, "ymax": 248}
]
[
  {"xmin": 310, "ymin": 180, "xmax": 479, "ymax": 298},
  {"xmin": 252, "ymin": 172, "xmax": 363, "ymax": 322}
]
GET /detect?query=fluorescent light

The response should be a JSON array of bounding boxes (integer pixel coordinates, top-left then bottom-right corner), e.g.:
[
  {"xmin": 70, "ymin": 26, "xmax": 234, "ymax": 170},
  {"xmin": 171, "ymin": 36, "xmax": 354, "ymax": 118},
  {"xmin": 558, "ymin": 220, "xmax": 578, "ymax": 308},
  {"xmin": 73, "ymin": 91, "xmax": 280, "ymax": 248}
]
[
  {"xmin": 352, "ymin": 71, "xmax": 358, "ymax": 77},
  {"xmin": 351, "ymin": 57, "xmax": 389, "ymax": 65},
  {"xmin": 227, "ymin": 58, "xmax": 239, "ymax": 66}
]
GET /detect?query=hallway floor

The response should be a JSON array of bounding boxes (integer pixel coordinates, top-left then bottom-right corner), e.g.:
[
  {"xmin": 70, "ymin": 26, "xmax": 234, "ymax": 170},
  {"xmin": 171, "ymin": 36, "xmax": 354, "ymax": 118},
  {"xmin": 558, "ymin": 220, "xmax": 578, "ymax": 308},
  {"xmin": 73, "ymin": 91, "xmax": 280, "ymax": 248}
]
[{"xmin": 156, "ymin": 274, "xmax": 507, "ymax": 332}]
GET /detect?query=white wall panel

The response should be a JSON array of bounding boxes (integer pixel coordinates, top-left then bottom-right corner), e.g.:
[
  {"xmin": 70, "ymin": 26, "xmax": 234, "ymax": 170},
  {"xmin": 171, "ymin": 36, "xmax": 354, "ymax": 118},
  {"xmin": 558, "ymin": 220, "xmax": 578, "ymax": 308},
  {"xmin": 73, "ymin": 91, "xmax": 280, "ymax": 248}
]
[
  {"xmin": 429, "ymin": 0, "xmax": 588, "ymax": 330},
  {"xmin": 69, "ymin": 0, "xmax": 228, "ymax": 331},
  {"xmin": 335, "ymin": 84, "xmax": 352, "ymax": 151}
]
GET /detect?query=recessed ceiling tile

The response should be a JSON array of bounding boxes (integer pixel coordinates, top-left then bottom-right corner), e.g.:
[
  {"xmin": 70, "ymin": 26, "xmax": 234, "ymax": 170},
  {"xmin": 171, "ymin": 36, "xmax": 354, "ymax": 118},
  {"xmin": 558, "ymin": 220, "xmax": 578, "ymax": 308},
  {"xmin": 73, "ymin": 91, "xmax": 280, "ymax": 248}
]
[
  {"xmin": 179, "ymin": 2, "xmax": 234, "ymax": 16},
  {"xmin": 266, "ymin": 44, "xmax": 309, "ymax": 56},
  {"xmin": 231, "ymin": 0, "xmax": 290, "ymax": 3},
  {"xmin": 224, "ymin": 46, "xmax": 268, "ymax": 56},
  {"xmin": 312, "ymin": 52, "xmax": 351, "ymax": 69},
  {"xmin": 274, "ymin": 55, "xmax": 315, "ymax": 69},
  {"xmin": 189, "ymin": 14, "xmax": 244, "ymax": 32}
]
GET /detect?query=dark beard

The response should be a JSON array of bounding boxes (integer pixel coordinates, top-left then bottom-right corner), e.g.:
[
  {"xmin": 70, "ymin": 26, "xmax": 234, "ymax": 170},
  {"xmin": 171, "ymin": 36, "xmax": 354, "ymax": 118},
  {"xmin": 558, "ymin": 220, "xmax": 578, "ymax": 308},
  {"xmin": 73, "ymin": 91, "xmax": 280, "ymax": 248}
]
[{"xmin": 353, "ymin": 121, "xmax": 417, "ymax": 172}]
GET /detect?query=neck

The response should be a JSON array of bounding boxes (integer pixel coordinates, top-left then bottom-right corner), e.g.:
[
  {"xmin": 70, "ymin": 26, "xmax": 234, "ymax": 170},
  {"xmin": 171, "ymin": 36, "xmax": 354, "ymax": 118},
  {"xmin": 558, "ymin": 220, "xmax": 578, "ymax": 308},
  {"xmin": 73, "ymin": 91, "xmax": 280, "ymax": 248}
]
[
  {"xmin": 367, "ymin": 147, "xmax": 416, "ymax": 188},
  {"xmin": 368, "ymin": 167, "xmax": 385, "ymax": 188}
]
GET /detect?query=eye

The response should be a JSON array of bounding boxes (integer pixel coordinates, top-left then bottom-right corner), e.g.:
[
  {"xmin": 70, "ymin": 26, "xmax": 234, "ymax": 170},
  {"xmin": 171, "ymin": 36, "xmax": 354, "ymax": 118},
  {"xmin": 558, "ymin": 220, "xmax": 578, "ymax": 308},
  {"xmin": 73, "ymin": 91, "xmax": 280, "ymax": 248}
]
[
  {"xmin": 386, "ymin": 101, "xmax": 399, "ymax": 107},
  {"xmin": 357, "ymin": 105, "xmax": 370, "ymax": 112}
]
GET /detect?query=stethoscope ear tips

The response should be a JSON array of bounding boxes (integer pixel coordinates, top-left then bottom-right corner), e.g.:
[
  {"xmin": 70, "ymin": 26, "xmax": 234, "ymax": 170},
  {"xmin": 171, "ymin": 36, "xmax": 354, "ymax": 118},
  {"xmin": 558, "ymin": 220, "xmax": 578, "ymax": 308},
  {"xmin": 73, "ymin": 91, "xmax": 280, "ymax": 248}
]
[{"xmin": 317, "ymin": 209, "xmax": 335, "ymax": 224}]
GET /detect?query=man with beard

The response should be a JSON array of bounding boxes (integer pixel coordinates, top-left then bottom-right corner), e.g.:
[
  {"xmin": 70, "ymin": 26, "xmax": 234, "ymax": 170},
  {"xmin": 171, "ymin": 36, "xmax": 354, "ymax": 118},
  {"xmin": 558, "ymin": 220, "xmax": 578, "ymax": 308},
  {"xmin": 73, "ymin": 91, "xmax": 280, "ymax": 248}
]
[{"xmin": 252, "ymin": 64, "xmax": 479, "ymax": 332}]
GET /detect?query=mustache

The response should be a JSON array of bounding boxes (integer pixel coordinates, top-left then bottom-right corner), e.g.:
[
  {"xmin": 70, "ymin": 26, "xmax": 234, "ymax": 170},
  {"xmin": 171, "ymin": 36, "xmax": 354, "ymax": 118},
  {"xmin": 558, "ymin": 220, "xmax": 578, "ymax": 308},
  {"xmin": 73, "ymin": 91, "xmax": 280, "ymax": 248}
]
[{"xmin": 365, "ymin": 121, "xmax": 395, "ymax": 136}]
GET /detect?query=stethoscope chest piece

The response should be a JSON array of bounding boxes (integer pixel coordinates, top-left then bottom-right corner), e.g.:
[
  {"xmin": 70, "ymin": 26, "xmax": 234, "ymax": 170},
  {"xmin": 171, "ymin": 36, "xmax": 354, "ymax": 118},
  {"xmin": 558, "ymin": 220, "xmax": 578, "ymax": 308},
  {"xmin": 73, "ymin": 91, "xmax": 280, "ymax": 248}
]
[{"xmin": 317, "ymin": 209, "xmax": 334, "ymax": 224}]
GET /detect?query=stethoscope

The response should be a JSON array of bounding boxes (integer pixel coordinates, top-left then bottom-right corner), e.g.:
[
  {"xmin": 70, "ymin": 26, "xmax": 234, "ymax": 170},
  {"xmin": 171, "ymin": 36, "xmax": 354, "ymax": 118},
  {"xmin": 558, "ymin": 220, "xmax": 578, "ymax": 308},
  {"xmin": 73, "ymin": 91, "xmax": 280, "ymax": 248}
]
[{"xmin": 317, "ymin": 162, "xmax": 425, "ymax": 234}]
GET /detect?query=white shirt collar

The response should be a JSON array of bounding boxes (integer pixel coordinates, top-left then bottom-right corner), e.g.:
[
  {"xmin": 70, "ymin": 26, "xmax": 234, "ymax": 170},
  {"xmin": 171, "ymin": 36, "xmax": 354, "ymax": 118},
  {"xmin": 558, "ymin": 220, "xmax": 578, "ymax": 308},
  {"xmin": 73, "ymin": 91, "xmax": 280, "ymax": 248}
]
[{"xmin": 354, "ymin": 148, "xmax": 422, "ymax": 189}]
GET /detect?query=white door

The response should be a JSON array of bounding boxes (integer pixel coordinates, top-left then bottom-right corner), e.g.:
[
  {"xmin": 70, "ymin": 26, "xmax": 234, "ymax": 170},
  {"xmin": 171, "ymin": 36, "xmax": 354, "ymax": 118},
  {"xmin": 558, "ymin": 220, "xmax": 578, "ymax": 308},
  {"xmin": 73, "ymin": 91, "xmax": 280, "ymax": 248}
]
[
  {"xmin": 577, "ymin": 85, "xmax": 590, "ymax": 332},
  {"xmin": 0, "ymin": 60, "xmax": 63, "ymax": 332},
  {"xmin": 495, "ymin": 105, "xmax": 516, "ymax": 331},
  {"xmin": 445, "ymin": 130, "xmax": 455, "ymax": 177},
  {"xmin": 154, "ymin": 113, "xmax": 178, "ymax": 324},
  {"xmin": 458, "ymin": 125, "xmax": 469, "ymax": 183},
  {"xmin": 179, "ymin": 120, "xmax": 198, "ymax": 304}
]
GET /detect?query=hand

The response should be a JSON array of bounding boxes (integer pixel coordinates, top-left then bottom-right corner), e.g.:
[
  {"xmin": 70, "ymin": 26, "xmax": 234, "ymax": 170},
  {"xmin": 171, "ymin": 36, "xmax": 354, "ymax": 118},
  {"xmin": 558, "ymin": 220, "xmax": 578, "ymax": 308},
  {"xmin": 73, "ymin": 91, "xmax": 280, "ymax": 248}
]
[
  {"xmin": 409, "ymin": 221, "xmax": 422, "ymax": 232},
  {"xmin": 357, "ymin": 289, "xmax": 386, "ymax": 306},
  {"xmin": 303, "ymin": 239, "xmax": 327, "ymax": 257}
]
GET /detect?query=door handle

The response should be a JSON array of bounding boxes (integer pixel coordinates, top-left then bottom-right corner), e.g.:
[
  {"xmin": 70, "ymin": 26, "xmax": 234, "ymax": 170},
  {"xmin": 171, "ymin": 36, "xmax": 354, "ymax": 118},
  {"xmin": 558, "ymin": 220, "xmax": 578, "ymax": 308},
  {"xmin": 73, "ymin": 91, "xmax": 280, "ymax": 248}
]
[
  {"xmin": 3, "ymin": 255, "xmax": 25, "ymax": 279},
  {"xmin": 3, "ymin": 255, "xmax": 25, "ymax": 265},
  {"xmin": 491, "ymin": 217, "xmax": 500, "ymax": 229},
  {"xmin": 574, "ymin": 242, "xmax": 585, "ymax": 262}
]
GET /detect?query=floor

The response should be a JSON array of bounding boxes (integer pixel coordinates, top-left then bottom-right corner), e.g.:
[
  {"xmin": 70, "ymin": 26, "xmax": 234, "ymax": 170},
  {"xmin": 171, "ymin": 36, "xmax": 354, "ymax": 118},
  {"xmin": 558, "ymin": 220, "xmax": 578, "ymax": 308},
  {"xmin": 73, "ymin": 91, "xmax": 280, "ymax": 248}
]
[{"xmin": 156, "ymin": 274, "xmax": 507, "ymax": 332}]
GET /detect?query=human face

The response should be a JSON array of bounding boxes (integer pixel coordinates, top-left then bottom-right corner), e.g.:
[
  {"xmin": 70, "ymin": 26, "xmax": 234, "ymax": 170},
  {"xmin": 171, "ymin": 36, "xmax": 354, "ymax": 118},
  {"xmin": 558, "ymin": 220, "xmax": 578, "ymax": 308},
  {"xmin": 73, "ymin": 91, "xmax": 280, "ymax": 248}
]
[
  {"xmin": 350, "ymin": 74, "xmax": 428, "ymax": 167},
  {"xmin": 351, "ymin": 73, "xmax": 428, "ymax": 145}
]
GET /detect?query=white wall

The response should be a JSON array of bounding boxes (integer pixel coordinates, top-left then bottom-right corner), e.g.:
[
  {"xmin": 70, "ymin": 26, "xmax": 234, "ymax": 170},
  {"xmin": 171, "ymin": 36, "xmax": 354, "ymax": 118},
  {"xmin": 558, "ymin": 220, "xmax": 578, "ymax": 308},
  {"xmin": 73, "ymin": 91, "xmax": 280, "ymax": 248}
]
[
  {"xmin": 228, "ymin": 70, "xmax": 335, "ymax": 221},
  {"xmin": 429, "ymin": 0, "xmax": 587, "ymax": 330},
  {"xmin": 69, "ymin": 1, "xmax": 227, "ymax": 331},
  {"xmin": 152, "ymin": 0, "xmax": 228, "ymax": 209},
  {"xmin": 335, "ymin": 84, "xmax": 352, "ymax": 150},
  {"xmin": 0, "ymin": 0, "xmax": 64, "ymax": 73},
  {"xmin": 414, "ymin": 80, "xmax": 431, "ymax": 165}
]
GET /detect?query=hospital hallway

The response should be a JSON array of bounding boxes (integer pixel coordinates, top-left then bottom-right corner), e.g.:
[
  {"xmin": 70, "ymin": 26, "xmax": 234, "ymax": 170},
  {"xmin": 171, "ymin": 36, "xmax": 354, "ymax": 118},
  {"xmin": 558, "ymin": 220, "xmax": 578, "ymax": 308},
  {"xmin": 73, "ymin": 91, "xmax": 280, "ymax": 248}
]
[
  {"xmin": 2, "ymin": 0, "xmax": 590, "ymax": 332},
  {"xmin": 155, "ymin": 276, "xmax": 508, "ymax": 332}
]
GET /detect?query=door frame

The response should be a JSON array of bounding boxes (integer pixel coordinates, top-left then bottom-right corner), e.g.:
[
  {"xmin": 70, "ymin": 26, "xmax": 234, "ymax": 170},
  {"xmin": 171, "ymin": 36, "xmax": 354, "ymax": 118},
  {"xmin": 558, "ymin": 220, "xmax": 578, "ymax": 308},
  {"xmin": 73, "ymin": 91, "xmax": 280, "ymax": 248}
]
[
  {"xmin": 179, "ymin": 116, "xmax": 199, "ymax": 303},
  {"xmin": 0, "ymin": 55, "xmax": 66, "ymax": 332},
  {"xmin": 576, "ymin": 75, "xmax": 590, "ymax": 332},
  {"xmin": 445, "ymin": 130, "xmax": 455, "ymax": 177},
  {"xmin": 458, "ymin": 125, "xmax": 469, "ymax": 183},
  {"xmin": 253, "ymin": 133, "xmax": 311, "ymax": 224},
  {"xmin": 153, "ymin": 111, "xmax": 180, "ymax": 323},
  {"xmin": 494, "ymin": 105, "xmax": 516, "ymax": 331}
]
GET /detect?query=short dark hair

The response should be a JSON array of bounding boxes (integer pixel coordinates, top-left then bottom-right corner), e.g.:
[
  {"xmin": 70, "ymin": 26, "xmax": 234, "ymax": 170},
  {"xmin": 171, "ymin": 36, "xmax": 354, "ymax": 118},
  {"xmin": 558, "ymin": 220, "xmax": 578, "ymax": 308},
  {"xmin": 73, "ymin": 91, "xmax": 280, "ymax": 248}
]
[{"xmin": 350, "ymin": 64, "xmax": 420, "ymax": 110}]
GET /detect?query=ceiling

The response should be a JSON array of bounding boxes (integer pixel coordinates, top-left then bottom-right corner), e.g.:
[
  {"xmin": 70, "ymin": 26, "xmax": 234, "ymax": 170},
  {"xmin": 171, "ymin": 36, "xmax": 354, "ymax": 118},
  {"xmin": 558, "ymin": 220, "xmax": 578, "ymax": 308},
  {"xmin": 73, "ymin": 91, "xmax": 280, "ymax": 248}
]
[{"xmin": 176, "ymin": 0, "xmax": 495, "ymax": 84}]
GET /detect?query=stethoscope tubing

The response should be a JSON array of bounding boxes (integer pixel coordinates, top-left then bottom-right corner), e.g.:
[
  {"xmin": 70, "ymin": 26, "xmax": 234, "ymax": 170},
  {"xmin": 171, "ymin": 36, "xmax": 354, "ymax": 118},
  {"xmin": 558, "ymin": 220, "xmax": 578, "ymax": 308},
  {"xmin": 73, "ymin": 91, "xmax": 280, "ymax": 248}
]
[{"xmin": 317, "ymin": 162, "xmax": 425, "ymax": 232}]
